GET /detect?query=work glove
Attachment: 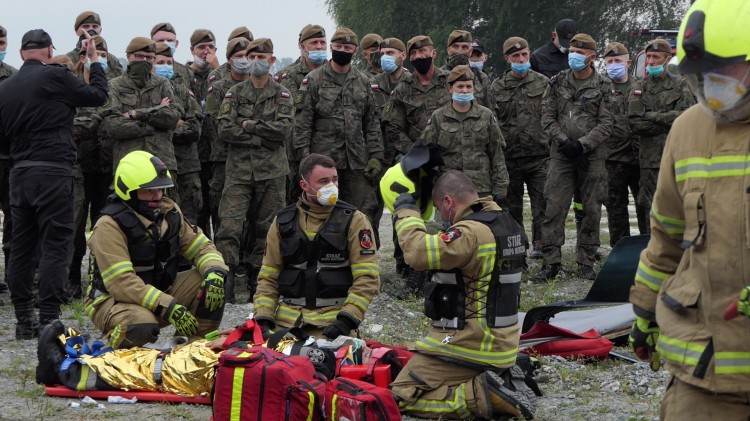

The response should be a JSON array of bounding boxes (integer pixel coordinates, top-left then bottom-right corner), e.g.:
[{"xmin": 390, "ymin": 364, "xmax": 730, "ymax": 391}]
[
  {"xmin": 558, "ymin": 139, "xmax": 584, "ymax": 160},
  {"xmin": 363, "ymin": 157, "xmax": 382, "ymax": 180},
  {"xmin": 574, "ymin": 155, "xmax": 590, "ymax": 172},
  {"xmin": 256, "ymin": 317, "xmax": 276, "ymax": 341},
  {"xmin": 393, "ymin": 192, "xmax": 419, "ymax": 212},
  {"xmin": 724, "ymin": 286, "xmax": 750, "ymax": 320},
  {"xmin": 629, "ymin": 315, "xmax": 660, "ymax": 371},
  {"xmin": 492, "ymin": 193, "xmax": 510, "ymax": 210},
  {"xmin": 165, "ymin": 299, "xmax": 199, "ymax": 337},
  {"xmin": 200, "ymin": 269, "xmax": 226, "ymax": 312},
  {"xmin": 322, "ymin": 316, "xmax": 357, "ymax": 340}
]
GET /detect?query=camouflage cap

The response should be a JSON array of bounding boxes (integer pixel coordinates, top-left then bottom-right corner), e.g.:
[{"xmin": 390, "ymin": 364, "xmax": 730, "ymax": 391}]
[
  {"xmin": 503, "ymin": 37, "xmax": 528, "ymax": 55},
  {"xmin": 190, "ymin": 29, "xmax": 215, "ymax": 47},
  {"xmin": 154, "ymin": 42, "xmax": 172, "ymax": 57},
  {"xmin": 21, "ymin": 29, "xmax": 54, "ymax": 50},
  {"xmin": 74, "ymin": 11, "xmax": 100, "ymax": 31},
  {"xmin": 126, "ymin": 37, "xmax": 156, "ymax": 54},
  {"xmin": 150, "ymin": 22, "xmax": 176, "ymax": 37},
  {"xmin": 360, "ymin": 33, "xmax": 383, "ymax": 50},
  {"xmin": 248, "ymin": 38, "xmax": 273, "ymax": 54},
  {"xmin": 447, "ymin": 64, "xmax": 474, "ymax": 84},
  {"xmin": 447, "ymin": 30, "xmax": 472, "ymax": 46},
  {"xmin": 645, "ymin": 38, "xmax": 671, "ymax": 54},
  {"xmin": 226, "ymin": 37, "xmax": 251, "ymax": 59},
  {"xmin": 228, "ymin": 26, "xmax": 253, "ymax": 41},
  {"xmin": 603, "ymin": 41, "xmax": 628, "ymax": 57},
  {"xmin": 331, "ymin": 27, "xmax": 358, "ymax": 46},
  {"xmin": 0, "ymin": 25, "xmax": 7, "ymax": 38},
  {"xmin": 407, "ymin": 35, "xmax": 433, "ymax": 54},
  {"xmin": 381, "ymin": 37, "xmax": 405, "ymax": 52},
  {"xmin": 299, "ymin": 24, "xmax": 326, "ymax": 43},
  {"xmin": 570, "ymin": 33, "xmax": 596, "ymax": 51}
]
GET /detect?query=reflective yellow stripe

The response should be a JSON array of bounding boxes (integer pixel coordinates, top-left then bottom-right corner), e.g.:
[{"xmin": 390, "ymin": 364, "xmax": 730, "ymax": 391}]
[
  {"xmin": 101, "ymin": 261, "xmax": 134, "ymax": 285},
  {"xmin": 231, "ymin": 367, "xmax": 244, "ymax": 420},
  {"xmin": 260, "ymin": 265, "xmax": 280, "ymax": 280},
  {"xmin": 344, "ymin": 293, "xmax": 370, "ymax": 312},
  {"xmin": 572, "ymin": 201, "xmax": 583, "ymax": 211},
  {"xmin": 276, "ymin": 305, "xmax": 303, "ymax": 326},
  {"xmin": 195, "ymin": 253, "xmax": 224, "ymax": 272},
  {"xmin": 656, "ymin": 334, "xmax": 706, "ymax": 366},
  {"xmin": 76, "ymin": 365, "xmax": 90, "ymax": 391},
  {"xmin": 395, "ymin": 217, "xmax": 424, "ymax": 238},
  {"xmin": 716, "ymin": 352, "xmax": 750, "ymax": 374},
  {"xmin": 331, "ymin": 394, "xmax": 338, "ymax": 420},
  {"xmin": 108, "ymin": 324, "xmax": 123, "ymax": 348},
  {"xmin": 306, "ymin": 391, "xmax": 314, "ymax": 421},
  {"xmin": 675, "ymin": 155, "xmax": 750, "ymax": 182},
  {"xmin": 425, "ymin": 234, "xmax": 441, "ymax": 270},
  {"xmin": 634, "ymin": 260, "xmax": 670, "ymax": 292},
  {"xmin": 404, "ymin": 383, "xmax": 471, "ymax": 418},
  {"xmin": 277, "ymin": 305, "xmax": 339, "ymax": 326},
  {"xmin": 254, "ymin": 296, "xmax": 277, "ymax": 311},
  {"xmin": 84, "ymin": 294, "xmax": 110, "ymax": 317},
  {"xmin": 351, "ymin": 262, "xmax": 379, "ymax": 277},
  {"xmin": 477, "ymin": 241, "xmax": 496, "ymax": 353},
  {"xmin": 650, "ymin": 206, "xmax": 685, "ymax": 236},
  {"xmin": 417, "ymin": 337, "xmax": 517, "ymax": 366},
  {"xmin": 184, "ymin": 234, "xmax": 209, "ymax": 261},
  {"xmin": 141, "ymin": 286, "xmax": 162, "ymax": 311}
]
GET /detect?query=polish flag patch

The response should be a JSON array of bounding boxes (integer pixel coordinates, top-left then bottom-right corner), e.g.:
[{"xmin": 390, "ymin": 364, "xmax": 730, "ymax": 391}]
[
  {"xmin": 224, "ymin": 92, "xmax": 233, "ymax": 99},
  {"xmin": 280, "ymin": 92, "xmax": 290, "ymax": 98}
]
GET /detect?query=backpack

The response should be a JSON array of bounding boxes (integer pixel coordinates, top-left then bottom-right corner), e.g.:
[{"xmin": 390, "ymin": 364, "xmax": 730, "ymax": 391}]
[{"xmin": 325, "ymin": 377, "xmax": 402, "ymax": 421}]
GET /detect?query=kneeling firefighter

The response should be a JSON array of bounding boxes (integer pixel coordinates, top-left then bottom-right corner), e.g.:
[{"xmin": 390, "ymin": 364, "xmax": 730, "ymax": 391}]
[{"xmin": 84, "ymin": 150, "xmax": 228, "ymax": 348}]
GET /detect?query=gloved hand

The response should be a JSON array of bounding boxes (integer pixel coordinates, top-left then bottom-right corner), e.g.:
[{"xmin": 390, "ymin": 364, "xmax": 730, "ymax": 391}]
[
  {"xmin": 393, "ymin": 192, "xmax": 419, "ymax": 212},
  {"xmin": 492, "ymin": 193, "xmax": 510, "ymax": 210},
  {"xmin": 200, "ymin": 269, "xmax": 226, "ymax": 312},
  {"xmin": 363, "ymin": 157, "xmax": 382, "ymax": 180},
  {"xmin": 574, "ymin": 155, "xmax": 590, "ymax": 172},
  {"xmin": 165, "ymin": 300, "xmax": 199, "ymax": 337},
  {"xmin": 558, "ymin": 139, "xmax": 584, "ymax": 160},
  {"xmin": 725, "ymin": 286, "xmax": 750, "ymax": 320},
  {"xmin": 322, "ymin": 317, "xmax": 357, "ymax": 340},
  {"xmin": 257, "ymin": 317, "xmax": 276, "ymax": 340},
  {"xmin": 629, "ymin": 315, "xmax": 660, "ymax": 371}
]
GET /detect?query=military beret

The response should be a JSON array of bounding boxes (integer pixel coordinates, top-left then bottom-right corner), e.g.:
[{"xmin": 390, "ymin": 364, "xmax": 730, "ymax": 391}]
[
  {"xmin": 21, "ymin": 29, "xmax": 54, "ymax": 50},
  {"xmin": 471, "ymin": 40, "xmax": 486, "ymax": 55},
  {"xmin": 555, "ymin": 19, "xmax": 578, "ymax": 48},
  {"xmin": 0, "ymin": 25, "xmax": 7, "ymax": 38},
  {"xmin": 645, "ymin": 38, "xmax": 671, "ymax": 54},
  {"xmin": 360, "ymin": 33, "xmax": 383, "ymax": 50},
  {"xmin": 78, "ymin": 35, "xmax": 108, "ymax": 54},
  {"xmin": 228, "ymin": 26, "xmax": 253, "ymax": 41},
  {"xmin": 248, "ymin": 37, "xmax": 273, "ymax": 54},
  {"xmin": 299, "ymin": 24, "xmax": 326, "ymax": 43},
  {"xmin": 126, "ymin": 37, "xmax": 156, "ymax": 54},
  {"xmin": 503, "ymin": 37, "xmax": 528, "ymax": 55},
  {"xmin": 407, "ymin": 35, "xmax": 433, "ymax": 54},
  {"xmin": 447, "ymin": 30, "xmax": 472, "ymax": 46},
  {"xmin": 570, "ymin": 33, "xmax": 596, "ymax": 51},
  {"xmin": 190, "ymin": 29, "xmax": 215, "ymax": 47},
  {"xmin": 154, "ymin": 42, "xmax": 172, "ymax": 57},
  {"xmin": 381, "ymin": 37, "xmax": 405, "ymax": 52},
  {"xmin": 226, "ymin": 37, "xmax": 251, "ymax": 59},
  {"xmin": 74, "ymin": 11, "xmax": 100, "ymax": 31},
  {"xmin": 151, "ymin": 22, "xmax": 176, "ymax": 37},
  {"xmin": 447, "ymin": 65, "xmax": 474, "ymax": 84},
  {"xmin": 603, "ymin": 41, "xmax": 628, "ymax": 58},
  {"xmin": 331, "ymin": 28, "xmax": 358, "ymax": 46}
]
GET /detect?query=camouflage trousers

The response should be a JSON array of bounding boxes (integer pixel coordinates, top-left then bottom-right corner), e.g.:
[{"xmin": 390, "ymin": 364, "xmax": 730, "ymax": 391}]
[
  {"xmin": 176, "ymin": 171, "xmax": 203, "ymax": 226},
  {"xmin": 339, "ymin": 168, "xmax": 380, "ymax": 237},
  {"xmin": 208, "ymin": 162, "xmax": 225, "ymax": 239},
  {"xmin": 605, "ymin": 161, "xmax": 648, "ymax": 247},
  {"xmin": 540, "ymin": 158, "xmax": 607, "ymax": 267},
  {"xmin": 637, "ymin": 167, "xmax": 658, "ymax": 234},
  {"xmin": 505, "ymin": 156, "xmax": 549, "ymax": 247},
  {"xmin": 215, "ymin": 176, "xmax": 286, "ymax": 268}
]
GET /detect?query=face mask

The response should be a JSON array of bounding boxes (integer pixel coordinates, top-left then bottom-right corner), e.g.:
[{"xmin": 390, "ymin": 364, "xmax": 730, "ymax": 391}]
[
  {"xmin": 249, "ymin": 59, "xmax": 271, "ymax": 76},
  {"xmin": 646, "ymin": 65, "xmax": 664, "ymax": 77},
  {"xmin": 85, "ymin": 56, "xmax": 108, "ymax": 72},
  {"xmin": 411, "ymin": 56, "xmax": 433, "ymax": 74},
  {"xmin": 331, "ymin": 49, "xmax": 353, "ymax": 66},
  {"xmin": 127, "ymin": 61, "xmax": 152, "ymax": 87},
  {"xmin": 703, "ymin": 71, "xmax": 750, "ymax": 112},
  {"xmin": 452, "ymin": 92, "xmax": 474, "ymax": 105},
  {"xmin": 231, "ymin": 58, "xmax": 251, "ymax": 75},
  {"xmin": 447, "ymin": 53, "xmax": 469, "ymax": 69},
  {"xmin": 154, "ymin": 64, "xmax": 174, "ymax": 79},
  {"xmin": 511, "ymin": 62, "xmax": 531, "ymax": 74},
  {"xmin": 568, "ymin": 52, "xmax": 588, "ymax": 71},
  {"xmin": 380, "ymin": 55, "xmax": 398, "ymax": 74},
  {"xmin": 0, "ymin": 51, "xmax": 6, "ymax": 63},
  {"xmin": 469, "ymin": 61, "xmax": 484, "ymax": 71},
  {"xmin": 369, "ymin": 51, "xmax": 383, "ymax": 68},
  {"xmin": 165, "ymin": 42, "xmax": 177, "ymax": 54},
  {"xmin": 308, "ymin": 50, "xmax": 327, "ymax": 64},
  {"xmin": 192, "ymin": 55, "xmax": 209, "ymax": 70},
  {"xmin": 606, "ymin": 63, "xmax": 627, "ymax": 81},
  {"xmin": 305, "ymin": 179, "xmax": 338, "ymax": 206}
]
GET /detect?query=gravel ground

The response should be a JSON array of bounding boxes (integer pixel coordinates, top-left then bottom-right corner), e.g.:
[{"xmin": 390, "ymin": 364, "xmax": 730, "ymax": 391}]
[{"xmin": 0, "ymin": 203, "xmax": 667, "ymax": 421}]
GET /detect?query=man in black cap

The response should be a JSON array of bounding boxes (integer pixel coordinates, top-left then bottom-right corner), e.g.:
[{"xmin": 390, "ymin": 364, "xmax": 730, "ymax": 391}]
[
  {"xmin": 530, "ymin": 18, "xmax": 577, "ymax": 78},
  {"xmin": 0, "ymin": 29, "xmax": 108, "ymax": 339}
]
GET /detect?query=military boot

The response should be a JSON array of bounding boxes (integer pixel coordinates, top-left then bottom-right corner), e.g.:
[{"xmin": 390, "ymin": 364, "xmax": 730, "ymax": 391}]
[
  {"xmin": 225, "ymin": 265, "xmax": 236, "ymax": 304},
  {"xmin": 65, "ymin": 263, "xmax": 83, "ymax": 301},
  {"xmin": 577, "ymin": 264, "xmax": 597, "ymax": 281},
  {"xmin": 15, "ymin": 303, "xmax": 40, "ymax": 340},
  {"xmin": 246, "ymin": 266, "xmax": 260, "ymax": 304},
  {"xmin": 35, "ymin": 319, "xmax": 66, "ymax": 386},
  {"xmin": 528, "ymin": 240, "xmax": 543, "ymax": 260},
  {"xmin": 530, "ymin": 264, "xmax": 560, "ymax": 282}
]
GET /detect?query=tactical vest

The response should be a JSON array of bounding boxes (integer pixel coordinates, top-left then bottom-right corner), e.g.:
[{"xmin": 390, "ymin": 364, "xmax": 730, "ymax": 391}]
[
  {"xmin": 424, "ymin": 205, "xmax": 526, "ymax": 330},
  {"xmin": 276, "ymin": 201, "xmax": 357, "ymax": 309},
  {"xmin": 92, "ymin": 199, "xmax": 182, "ymax": 293}
]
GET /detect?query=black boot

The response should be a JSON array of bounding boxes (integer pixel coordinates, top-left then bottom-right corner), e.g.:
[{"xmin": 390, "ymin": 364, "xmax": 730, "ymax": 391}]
[
  {"xmin": 66, "ymin": 263, "xmax": 83, "ymax": 301},
  {"xmin": 36, "ymin": 319, "xmax": 66, "ymax": 386},
  {"xmin": 530, "ymin": 264, "xmax": 561, "ymax": 282},
  {"xmin": 577, "ymin": 264, "xmax": 597, "ymax": 280},
  {"xmin": 225, "ymin": 265, "xmax": 236, "ymax": 304},
  {"xmin": 15, "ymin": 304, "xmax": 40, "ymax": 340},
  {"xmin": 246, "ymin": 266, "xmax": 260, "ymax": 304}
]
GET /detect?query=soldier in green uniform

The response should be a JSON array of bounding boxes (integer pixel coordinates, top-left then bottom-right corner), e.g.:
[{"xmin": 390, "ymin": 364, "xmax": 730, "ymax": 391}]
[
  {"xmin": 150, "ymin": 23, "xmax": 194, "ymax": 90},
  {"xmin": 628, "ymin": 38, "xmax": 695, "ymax": 225},
  {"xmin": 0, "ymin": 24, "xmax": 18, "ymax": 294},
  {"xmin": 216, "ymin": 38, "xmax": 294, "ymax": 304},
  {"xmin": 490, "ymin": 37, "xmax": 550, "ymax": 259},
  {"xmin": 359, "ymin": 33, "xmax": 383, "ymax": 76},
  {"xmin": 208, "ymin": 27, "xmax": 253, "ymax": 88},
  {"xmin": 65, "ymin": 11, "xmax": 122, "ymax": 77},
  {"xmin": 439, "ymin": 30, "xmax": 492, "ymax": 108}
]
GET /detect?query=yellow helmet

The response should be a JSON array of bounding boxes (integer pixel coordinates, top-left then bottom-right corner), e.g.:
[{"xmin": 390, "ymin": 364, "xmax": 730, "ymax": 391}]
[
  {"xmin": 379, "ymin": 142, "xmax": 443, "ymax": 221},
  {"xmin": 114, "ymin": 151, "xmax": 173, "ymax": 201}
]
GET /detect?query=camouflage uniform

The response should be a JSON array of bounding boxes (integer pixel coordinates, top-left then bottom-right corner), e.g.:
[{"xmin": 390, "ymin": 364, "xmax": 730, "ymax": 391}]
[
  {"xmin": 66, "ymin": 49, "xmax": 123, "ymax": 79},
  {"xmin": 628, "ymin": 75, "xmax": 695, "ymax": 222},
  {"xmin": 0, "ymin": 61, "xmax": 17, "ymax": 282},
  {"xmin": 490, "ymin": 69, "xmax": 550, "ymax": 249},
  {"xmin": 294, "ymin": 62, "xmax": 384, "ymax": 223},
  {"xmin": 170, "ymin": 80, "xmax": 203, "ymax": 223},
  {"xmin": 189, "ymin": 66, "xmax": 214, "ymax": 235},
  {"xmin": 215, "ymin": 79, "xmax": 293, "ymax": 271},
  {"xmin": 372, "ymin": 69, "xmax": 410, "ymax": 165},
  {"xmin": 540, "ymin": 69, "xmax": 613, "ymax": 267},
  {"xmin": 208, "ymin": 62, "xmax": 230, "ymax": 86},
  {"xmin": 440, "ymin": 64, "xmax": 493, "ymax": 109}
]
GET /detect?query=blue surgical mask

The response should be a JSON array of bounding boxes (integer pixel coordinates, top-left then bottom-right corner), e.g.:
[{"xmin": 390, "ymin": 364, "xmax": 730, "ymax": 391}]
[
  {"xmin": 511, "ymin": 62, "xmax": 531, "ymax": 74},
  {"xmin": 568, "ymin": 52, "xmax": 588, "ymax": 71},
  {"xmin": 606, "ymin": 63, "xmax": 627, "ymax": 81},
  {"xmin": 380, "ymin": 55, "xmax": 398, "ymax": 74},
  {"xmin": 0, "ymin": 51, "xmax": 6, "ymax": 63},
  {"xmin": 165, "ymin": 42, "xmax": 177, "ymax": 54},
  {"xmin": 308, "ymin": 50, "xmax": 327, "ymax": 64},
  {"xmin": 646, "ymin": 65, "xmax": 664, "ymax": 77},
  {"xmin": 154, "ymin": 64, "xmax": 174, "ymax": 79},
  {"xmin": 452, "ymin": 92, "xmax": 474, "ymax": 105},
  {"xmin": 469, "ymin": 61, "xmax": 483, "ymax": 71},
  {"xmin": 85, "ymin": 56, "xmax": 109, "ymax": 72}
]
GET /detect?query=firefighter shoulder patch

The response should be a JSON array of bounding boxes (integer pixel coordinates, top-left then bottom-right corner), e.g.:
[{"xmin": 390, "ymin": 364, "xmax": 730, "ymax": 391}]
[
  {"xmin": 439, "ymin": 228, "xmax": 462, "ymax": 243},
  {"xmin": 359, "ymin": 229, "xmax": 373, "ymax": 249}
]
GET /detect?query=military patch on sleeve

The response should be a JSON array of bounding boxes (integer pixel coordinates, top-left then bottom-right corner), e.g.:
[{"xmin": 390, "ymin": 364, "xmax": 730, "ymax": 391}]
[
  {"xmin": 302, "ymin": 77, "xmax": 308, "ymax": 85},
  {"xmin": 220, "ymin": 102, "xmax": 231, "ymax": 114},
  {"xmin": 359, "ymin": 229, "xmax": 373, "ymax": 249},
  {"xmin": 371, "ymin": 83, "xmax": 380, "ymax": 90},
  {"xmin": 189, "ymin": 90, "xmax": 196, "ymax": 98},
  {"xmin": 207, "ymin": 86, "xmax": 213, "ymax": 94},
  {"xmin": 439, "ymin": 228, "xmax": 462, "ymax": 243},
  {"xmin": 294, "ymin": 92, "xmax": 304, "ymax": 104},
  {"xmin": 383, "ymin": 101, "xmax": 393, "ymax": 116},
  {"xmin": 280, "ymin": 91, "xmax": 290, "ymax": 98},
  {"xmin": 273, "ymin": 75, "xmax": 280, "ymax": 82},
  {"xmin": 279, "ymin": 105, "xmax": 292, "ymax": 114},
  {"xmin": 224, "ymin": 92, "xmax": 233, "ymax": 99},
  {"xmin": 209, "ymin": 74, "xmax": 217, "ymax": 82},
  {"xmin": 634, "ymin": 90, "xmax": 642, "ymax": 96}
]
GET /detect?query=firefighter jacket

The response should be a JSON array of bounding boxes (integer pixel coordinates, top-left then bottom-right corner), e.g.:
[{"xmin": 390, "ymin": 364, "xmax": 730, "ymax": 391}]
[{"xmin": 630, "ymin": 105, "xmax": 750, "ymax": 393}]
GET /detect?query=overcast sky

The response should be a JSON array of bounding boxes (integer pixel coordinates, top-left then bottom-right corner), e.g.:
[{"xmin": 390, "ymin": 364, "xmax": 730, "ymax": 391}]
[{"xmin": 1, "ymin": 0, "xmax": 337, "ymax": 68}]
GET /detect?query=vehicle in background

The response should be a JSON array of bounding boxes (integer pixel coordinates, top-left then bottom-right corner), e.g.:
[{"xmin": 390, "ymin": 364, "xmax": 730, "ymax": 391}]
[{"xmin": 630, "ymin": 29, "xmax": 678, "ymax": 79}]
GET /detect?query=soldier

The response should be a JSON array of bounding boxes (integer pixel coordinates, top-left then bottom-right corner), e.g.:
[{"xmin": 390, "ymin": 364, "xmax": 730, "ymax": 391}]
[
  {"xmin": 150, "ymin": 22, "xmax": 194, "ymax": 88},
  {"xmin": 65, "ymin": 11, "xmax": 122, "ymax": 77},
  {"xmin": 469, "ymin": 39, "xmax": 488, "ymax": 73},
  {"xmin": 154, "ymin": 42, "xmax": 203, "ymax": 223},
  {"xmin": 602, "ymin": 42, "xmax": 648, "ymax": 247},
  {"xmin": 0, "ymin": 24, "xmax": 18, "ymax": 294},
  {"xmin": 490, "ymin": 37, "xmax": 550, "ymax": 260},
  {"xmin": 215, "ymin": 38, "xmax": 293, "ymax": 304},
  {"xmin": 100, "ymin": 37, "xmax": 183, "ymax": 201},
  {"xmin": 85, "ymin": 151, "xmax": 227, "ymax": 348},
  {"xmin": 359, "ymin": 33, "xmax": 383, "ymax": 76},
  {"xmin": 389, "ymin": 170, "xmax": 534, "ymax": 420},
  {"xmin": 208, "ymin": 27, "xmax": 253, "ymax": 86},
  {"xmin": 532, "ymin": 33, "xmax": 613, "ymax": 282},
  {"xmin": 440, "ymin": 30, "xmax": 492, "ymax": 108},
  {"xmin": 628, "ymin": 38, "xmax": 695, "ymax": 224},
  {"xmin": 530, "ymin": 18, "xmax": 577, "ymax": 78},
  {"xmin": 420, "ymin": 65, "xmax": 508, "ymax": 200},
  {"xmin": 294, "ymin": 27, "xmax": 383, "ymax": 232},
  {"xmin": 253, "ymin": 153, "xmax": 379, "ymax": 339}
]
